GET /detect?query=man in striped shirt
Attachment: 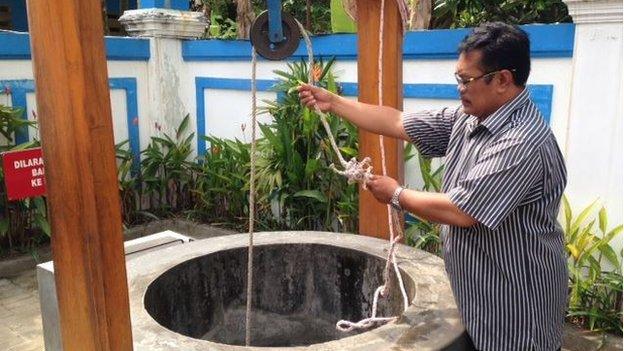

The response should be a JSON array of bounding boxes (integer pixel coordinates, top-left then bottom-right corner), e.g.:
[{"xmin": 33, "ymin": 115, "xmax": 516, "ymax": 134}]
[{"xmin": 299, "ymin": 22, "xmax": 567, "ymax": 350}]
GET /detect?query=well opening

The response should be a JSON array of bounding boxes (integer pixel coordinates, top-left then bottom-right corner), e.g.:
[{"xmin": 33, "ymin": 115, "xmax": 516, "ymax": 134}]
[{"xmin": 144, "ymin": 243, "xmax": 411, "ymax": 347}]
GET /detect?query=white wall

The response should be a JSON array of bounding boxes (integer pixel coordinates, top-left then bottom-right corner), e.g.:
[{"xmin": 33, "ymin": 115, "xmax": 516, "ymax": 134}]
[
  {"xmin": 0, "ymin": 24, "xmax": 620, "ymax": 233},
  {"xmin": 564, "ymin": 22, "xmax": 623, "ymax": 232},
  {"xmin": 0, "ymin": 59, "xmax": 149, "ymax": 149}
]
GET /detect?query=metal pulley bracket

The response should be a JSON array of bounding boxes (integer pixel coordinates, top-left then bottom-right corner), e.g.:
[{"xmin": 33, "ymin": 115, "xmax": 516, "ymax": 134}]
[{"xmin": 250, "ymin": 10, "xmax": 300, "ymax": 61}]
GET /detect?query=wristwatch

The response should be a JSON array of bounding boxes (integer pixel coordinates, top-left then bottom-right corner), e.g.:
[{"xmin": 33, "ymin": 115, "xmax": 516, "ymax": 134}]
[{"xmin": 390, "ymin": 186, "xmax": 405, "ymax": 211}]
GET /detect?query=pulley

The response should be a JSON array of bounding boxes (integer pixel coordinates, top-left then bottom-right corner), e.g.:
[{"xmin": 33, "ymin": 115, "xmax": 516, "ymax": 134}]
[{"xmin": 250, "ymin": 3, "xmax": 300, "ymax": 60}]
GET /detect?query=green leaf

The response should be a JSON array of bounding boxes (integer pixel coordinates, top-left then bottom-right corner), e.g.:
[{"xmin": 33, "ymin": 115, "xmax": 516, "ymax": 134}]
[
  {"xmin": 567, "ymin": 244, "xmax": 580, "ymax": 260},
  {"xmin": 176, "ymin": 114, "xmax": 190, "ymax": 139},
  {"xmin": 571, "ymin": 200, "xmax": 597, "ymax": 234},
  {"xmin": 33, "ymin": 197, "xmax": 46, "ymax": 215},
  {"xmin": 304, "ymin": 158, "xmax": 320, "ymax": 179},
  {"xmin": 0, "ymin": 218, "xmax": 9, "ymax": 237},
  {"xmin": 319, "ymin": 57, "xmax": 336, "ymax": 82},
  {"xmin": 293, "ymin": 190, "xmax": 327, "ymax": 203},
  {"xmin": 562, "ymin": 195, "xmax": 572, "ymax": 233},
  {"xmin": 339, "ymin": 147, "xmax": 357, "ymax": 158},
  {"xmin": 598, "ymin": 244, "xmax": 621, "ymax": 273},
  {"xmin": 599, "ymin": 207, "xmax": 607, "ymax": 234},
  {"xmin": 35, "ymin": 216, "xmax": 51, "ymax": 237}
]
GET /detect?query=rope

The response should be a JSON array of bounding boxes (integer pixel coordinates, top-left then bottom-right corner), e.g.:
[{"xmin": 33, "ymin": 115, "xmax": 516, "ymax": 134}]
[
  {"xmin": 245, "ymin": 47, "xmax": 258, "ymax": 347},
  {"xmin": 244, "ymin": 1, "xmax": 411, "ymax": 341},
  {"xmin": 295, "ymin": 12, "xmax": 410, "ymax": 332},
  {"xmin": 296, "ymin": 20, "xmax": 374, "ymax": 188}
]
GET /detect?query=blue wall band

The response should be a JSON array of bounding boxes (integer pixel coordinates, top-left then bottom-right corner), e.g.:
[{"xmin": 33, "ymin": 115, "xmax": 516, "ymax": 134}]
[
  {"xmin": 0, "ymin": 31, "xmax": 150, "ymax": 61},
  {"xmin": 183, "ymin": 23, "xmax": 575, "ymax": 61},
  {"xmin": 0, "ymin": 78, "xmax": 141, "ymax": 170},
  {"xmin": 195, "ymin": 77, "xmax": 553, "ymax": 156},
  {"xmin": 139, "ymin": 0, "xmax": 187, "ymax": 10}
]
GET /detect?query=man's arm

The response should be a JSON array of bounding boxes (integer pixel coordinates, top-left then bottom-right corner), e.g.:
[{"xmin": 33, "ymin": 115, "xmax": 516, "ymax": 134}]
[
  {"xmin": 366, "ymin": 175, "xmax": 477, "ymax": 227},
  {"xmin": 298, "ymin": 83, "xmax": 409, "ymax": 141},
  {"xmin": 399, "ymin": 189, "xmax": 477, "ymax": 227}
]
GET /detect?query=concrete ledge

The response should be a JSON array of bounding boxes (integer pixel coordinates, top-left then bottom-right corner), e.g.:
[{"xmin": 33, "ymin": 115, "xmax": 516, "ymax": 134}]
[
  {"xmin": 0, "ymin": 246, "xmax": 52, "ymax": 278},
  {"xmin": 119, "ymin": 9, "xmax": 207, "ymax": 39},
  {"xmin": 128, "ymin": 231, "xmax": 467, "ymax": 350},
  {"xmin": 0, "ymin": 219, "xmax": 237, "ymax": 278},
  {"xmin": 37, "ymin": 230, "xmax": 195, "ymax": 351}
]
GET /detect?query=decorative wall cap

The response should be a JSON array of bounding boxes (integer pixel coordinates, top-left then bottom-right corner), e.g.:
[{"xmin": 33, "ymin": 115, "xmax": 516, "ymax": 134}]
[
  {"xmin": 119, "ymin": 9, "xmax": 207, "ymax": 39},
  {"xmin": 563, "ymin": 0, "xmax": 623, "ymax": 24}
]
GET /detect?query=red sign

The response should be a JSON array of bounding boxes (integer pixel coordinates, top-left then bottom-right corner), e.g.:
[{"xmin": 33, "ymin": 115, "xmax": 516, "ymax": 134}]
[{"xmin": 2, "ymin": 148, "xmax": 47, "ymax": 201}]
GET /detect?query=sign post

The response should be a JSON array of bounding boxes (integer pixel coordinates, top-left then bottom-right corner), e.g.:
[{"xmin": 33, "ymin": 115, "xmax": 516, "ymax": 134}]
[{"xmin": 2, "ymin": 147, "xmax": 47, "ymax": 200}]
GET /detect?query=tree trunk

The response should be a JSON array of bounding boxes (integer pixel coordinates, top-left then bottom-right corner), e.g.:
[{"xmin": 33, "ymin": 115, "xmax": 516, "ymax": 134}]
[
  {"xmin": 236, "ymin": 0, "xmax": 254, "ymax": 39},
  {"xmin": 101, "ymin": 0, "xmax": 109, "ymax": 35},
  {"xmin": 409, "ymin": 0, "xmax": 431, "ymax": 30}
]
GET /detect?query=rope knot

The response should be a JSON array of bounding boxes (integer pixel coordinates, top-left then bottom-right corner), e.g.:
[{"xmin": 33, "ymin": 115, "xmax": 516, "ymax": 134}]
[{"xmin": 330, "ymin": 156, "xmax": 373, "ymax": 188}]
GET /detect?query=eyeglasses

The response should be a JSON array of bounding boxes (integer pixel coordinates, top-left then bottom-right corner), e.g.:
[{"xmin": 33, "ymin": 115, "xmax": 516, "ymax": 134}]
[{"xmin": 454, "ymin": 69, "xmax": 516, "ymax": 87}]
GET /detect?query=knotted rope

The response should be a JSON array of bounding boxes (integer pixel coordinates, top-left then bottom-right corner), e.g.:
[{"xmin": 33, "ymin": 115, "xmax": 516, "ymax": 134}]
[
  {"xmin": 295, "ymin": 20, "xmax": 374, "ymax": 188},
  {"xmin": 245, "ymin": 47, "xmax": 258, "ymax": 347},
  {"xmin": 245, "ymin": 2, "xmax": 410, "ymax": 343},
  {"xmin": 334, "ymin": 0, "xmax": 409, "ymax": 332}
]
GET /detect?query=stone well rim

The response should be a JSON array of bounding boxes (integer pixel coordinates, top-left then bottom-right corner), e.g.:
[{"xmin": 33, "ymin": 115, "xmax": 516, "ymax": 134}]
[{"xmin": 127, "ymin": 231, "xmax": 465, "ymax": 350}]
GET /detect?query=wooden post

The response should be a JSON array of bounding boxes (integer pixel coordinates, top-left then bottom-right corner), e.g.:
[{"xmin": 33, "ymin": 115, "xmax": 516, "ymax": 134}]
[
  {"xmin": 356, "ymin": 0, "xmax": 404, "ymax": 239},
  {"xmin": 26, "ymin": 1, "xmax": 133, "ymax": 350}
]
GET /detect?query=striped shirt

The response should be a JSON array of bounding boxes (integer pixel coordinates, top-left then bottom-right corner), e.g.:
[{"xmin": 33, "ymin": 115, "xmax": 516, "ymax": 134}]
[{"xmin": 403, "ymin": 88, "xmax": 568, "ymax": 351}]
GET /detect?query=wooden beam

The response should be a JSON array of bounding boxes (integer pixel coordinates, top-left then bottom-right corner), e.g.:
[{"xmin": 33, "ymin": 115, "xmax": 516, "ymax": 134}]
[
  {"xmin": 26, "ymin": 0, "xmax": 133, "ymax": 350},
  {"xmin": 356, "ymin": 0, "xmax": 404, "ymax": 239}
]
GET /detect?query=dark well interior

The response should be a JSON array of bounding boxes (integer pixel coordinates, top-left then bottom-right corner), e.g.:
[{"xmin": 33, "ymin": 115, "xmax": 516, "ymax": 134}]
[{"xmin": 144, "ymin": 244, "xmax": 412, "ymax": 347}]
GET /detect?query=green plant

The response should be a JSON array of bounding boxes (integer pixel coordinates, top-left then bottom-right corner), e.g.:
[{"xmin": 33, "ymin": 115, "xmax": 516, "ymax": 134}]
[
  {"xmin": 562, "ymin": 196, "xmax": 623, "ymax": 334},
  {"xmin": 256, "ymin": 57, "xmax": 359, "ymax": 232},
  {"xmin": 0, "ymin": 105, "xmax": 36, "ymax": 149},
  {"xmin": 431, "ymin": 0, "xmax": 572, "ymax": 29},
  {"xmin": 140, "ymin": 115, "xmax": 196, "ymax": 217},
  {"xmin": 282, "ymin": 0, "xmax": 332, "ymax": 34},
  {"xmin": 0, "ymin": 104, "xmax": 50, "ymax": 257},
  {"xmin": 189, "ymin": 136, "xmax": 251, "ymax": 229},
  {"xmin": 115, "ymin": 140, "xmax": 158, "ymax": 226},
  {"xmin": 404, "ymin": 143, "xmax": 444, "ymax": 255}
]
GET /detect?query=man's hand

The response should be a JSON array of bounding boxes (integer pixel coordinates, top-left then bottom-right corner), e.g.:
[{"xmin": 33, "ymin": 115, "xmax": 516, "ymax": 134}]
[
  {"xmin": 298, "ymin": 83, "xmax": 334, "ymax": 113},
  {"xmin": 365, "ymin": 175, "xmax": 400, "ymax": 204}
]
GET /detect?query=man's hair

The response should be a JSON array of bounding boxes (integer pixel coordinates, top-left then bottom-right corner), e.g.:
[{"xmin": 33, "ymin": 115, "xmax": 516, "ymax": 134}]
[{"xmin": 458, "ymin": 22, "xmax": 530, "ymax": 86}]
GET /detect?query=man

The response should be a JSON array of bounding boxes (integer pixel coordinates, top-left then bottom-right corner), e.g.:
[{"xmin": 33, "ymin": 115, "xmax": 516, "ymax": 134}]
[{"xmin": 298, "ymin": 22, "xmax": 567, "ymax": 350}]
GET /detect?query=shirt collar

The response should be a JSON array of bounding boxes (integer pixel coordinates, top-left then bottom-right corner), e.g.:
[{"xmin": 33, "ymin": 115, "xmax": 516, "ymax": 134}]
[{"xmin": 466, "ymin": 88, "xmax": 530, "ymax": 137}]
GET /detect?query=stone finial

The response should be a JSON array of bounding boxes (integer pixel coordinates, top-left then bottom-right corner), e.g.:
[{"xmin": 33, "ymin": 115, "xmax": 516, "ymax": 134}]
[
  {"xmin": 119, "ymin": 8, "xmax": 207, "ymax": 39},
  {"xmin": 563, "ymin": 0, "xmax": 623, "ymax": 24}
]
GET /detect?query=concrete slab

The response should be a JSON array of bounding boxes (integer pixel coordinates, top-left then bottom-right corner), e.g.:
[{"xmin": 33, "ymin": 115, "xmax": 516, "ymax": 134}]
[
  {"xmin": 37, "ymin": 230, "xmax": 193, "ymax": 351},
  {"xmin": 128, "ymin": 231, "xmax": 467, "ymax": 350}
]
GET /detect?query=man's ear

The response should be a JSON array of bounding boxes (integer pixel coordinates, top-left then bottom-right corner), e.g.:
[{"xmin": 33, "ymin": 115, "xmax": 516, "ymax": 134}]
[{"xmin": 497, "ymin": 69, "xmax": 515, "ymax": 92}]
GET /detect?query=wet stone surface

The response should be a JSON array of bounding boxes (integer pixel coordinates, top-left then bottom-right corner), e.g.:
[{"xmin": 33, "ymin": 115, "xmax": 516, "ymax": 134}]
[{"xmin": 144, "ymin": 244, "xmax": 404, "ymax": 347}]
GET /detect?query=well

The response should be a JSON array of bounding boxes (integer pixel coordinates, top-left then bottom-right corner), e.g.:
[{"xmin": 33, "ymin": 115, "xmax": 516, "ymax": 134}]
[{"xmin": 127, "ymin": 231, "xmax": 470, "ymax": 350}]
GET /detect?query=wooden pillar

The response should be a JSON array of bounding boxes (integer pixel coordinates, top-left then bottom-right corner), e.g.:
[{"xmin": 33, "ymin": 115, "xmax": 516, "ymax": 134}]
[
  {"xmin": 26, "ymin": 1, "xmax": 133, "ymax": 350},
  {"xmin": 356, "ymin": 0, "xmax": 404, "ymax": 239}
]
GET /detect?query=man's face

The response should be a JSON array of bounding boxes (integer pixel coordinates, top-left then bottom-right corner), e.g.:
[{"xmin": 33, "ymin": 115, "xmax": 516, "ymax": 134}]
[{"xmin": 455, "ymin": 50, "xmax": 499, "ymax": 118}]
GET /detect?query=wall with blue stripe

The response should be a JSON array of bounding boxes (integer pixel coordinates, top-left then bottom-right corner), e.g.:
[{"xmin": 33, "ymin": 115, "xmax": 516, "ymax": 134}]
[
  {"xmin": 194, "ymin": 77, "xmax": 553, "ymax": 157},
  {"xmin": 0, "ymin": 23, "xmax": 573, "ymax": 171},
  {"xmin": 183, "ymin": 23, "xmax": 574, "ymax": 61},
  {"xmin": 0, "ymin": 32, "xmax": 149, "ymax": 168},
  {"xmin": 0, "ymin": 78, "xmax": 141, "ymax": 165}
]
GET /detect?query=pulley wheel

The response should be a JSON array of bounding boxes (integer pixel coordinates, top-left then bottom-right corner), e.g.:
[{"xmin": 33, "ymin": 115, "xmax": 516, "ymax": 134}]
[{"xmin": 250, "ymin": 11, "xmax": 300, "ymax": 61}]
